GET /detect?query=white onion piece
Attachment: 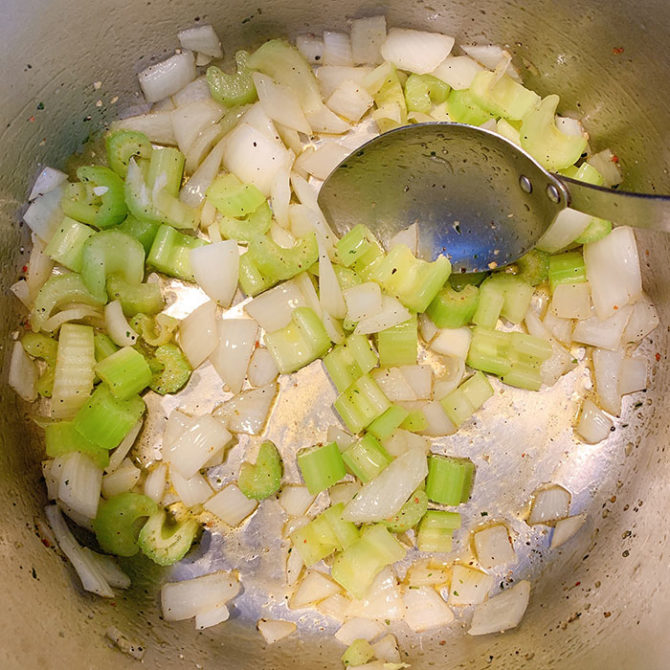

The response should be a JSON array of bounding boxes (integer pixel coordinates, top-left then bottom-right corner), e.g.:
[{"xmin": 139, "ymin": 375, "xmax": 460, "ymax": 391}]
[
  {"xmin": 223, "ymin": 122, "xmax": 290, "ymax": 196},
  {"xmin": 322, "ymin": 312, "xmax": 345, "ymax": 344},
  {"xmin": 83, "ymin": 548, "xmax": 131, "ymax": 589},
  {"xmin": 278, "ymin": 485, "xmax": 315, "ymax": 517},
  {"xmin": 399, "ymin": 365, "xmax": 432, "ymax": 399},
  {"xmin": 144, "ymin": 463, "xmax": 168, "ymax": 503},
  {"xmin": 163, "ymin": 409, "xmax": 195, "ymax": 449},
  {"xmin": 45, "ymin": 505, "xmax": 114, "ymax": 598},
  {"xmin": 406, "ymin": 561, "xmax": 450, "ymax": 587},
  {"xmin": 372, "ymin": 635, "xmax": 401, "ymax": 663},
  {"xmin": 403, "ymin": 585, "xmax": 454, "ymax": 632},
  {"xmin": 572, "ymin": 305, "xmax": 631, "ymax": 351},
  {"xmin": 29, "ymin": 167, "xmax": 67, "ymax": 201},
  {"xmin": 550, "ymin": 513, "xmax": 587, "ymax": 549},
  {"xmin": 550, "ymin": 283, "xmax": 592, "ymax": 320},
  {"xmin": 245, "ymin": 278, "xmax": 307, "ymax": 333},
  {"xmin": 166, "ymin": 415, "xmax": 232, "ymax": 479},
  {"xmin": 295, "ymin": 142, "xmax": 350, "ymax": 181},
  {"xmin": 322, "ymin": 31, "xmax": 353, "ymax": 66},
  {"xmin": 294, "ymin": 271, "xmax": 322, "ymax": 315},
  {"xmin": 105, "ymin": 300, "xmax": 138, "ymax": 347},
  {"xmin": 290, "ymin": 570, "xmax": 341, "ymax": 608},
  {"xmin": 178, "ymin": 24, "xmax": 223, "ymax": 58},
  {"xmin": 468, "ymin": 580, "xmax": 531, "ymax": 636},
  {"xmin": 270, "ymin": 160, "xmax": 293, "ymax": 229},
  {"xmin": 316, "ymin": 66, "xmax": 372, "ymax": 98},
  {"xmin": 190, "ymin": 241, "xmax": 239, "ymax": 308},
  {"xmin": 383, "ymin": 429, "xmax": 429, "ymax": 458},
  {"xmin": 388, "ymin": 223, "xmax": 418, "ymax": 255},
  {"xmin": 418, "ymin": 313, "xmax": 438, "ymax": 343},
  {"xmin": 619, "ymin": 357, "xmax": 647, "ymax": 395},
  {"xmin": 536, "ymin": 207, "xmax": 591, "ymax": 253},
  {"xmin": 372, "ymin": 367, "xmax": 417, "ymax": 402},
  {"xmin": 180, "ymin": 135, "xmax": 226, "ymax": 206},
  {"xmin": 23, "ymin": 186, "xmax": 64, "ymax": 242},
  {"xmin": 304, "ymin": 104, "xmax": 351, "ymax": 134},
  {"xmin": 335, "ymin": 618, "xmax": 385, "ymax": 645},
  {"xmin": 172, "ymin": 98, "xmax": 225, "ymax": 155},
  {"xmin": 318, "ymin": 238, "xmax": 347, "ymax": 319},
  {"xmin": 327, "ymin": 80, "xmax": 374, "ymax": 123},
  {"xmin": 170, "ymin": 470, "xmax": 213, "ymax": 508},
  {"xmin": 288, "ymin": 202, "xmax": 337, "ymax": 253},
  {"xmin": 10, "ymin": 279, "xmax": 30, "ymax": 308},
  {"xmin": 623, "ymin": 294, "xmax": 659, "ymax": 342},
  {"xmin": 43, "ymin": 460, "xmax": 61, "ymax": 500},
  {"xmin": 42, "ymin": 305, "xmax": 103, "ymax": 333},
  {"xmin": 112, "ymin": 111, "xmax": 176, "ymax": 145},
  {"xmin": 347, "ymin": 568, "xmax": 404, "ymax": 622},
  {"xmin": 57, "ymin": 452, "xmax": 102, "ymax": 520},
  {"xmin": 432, "ymin": 357, "xmax": 466, "ymax": 398},
  {"xmin": 355, "ymin": 296, "xmax": 411, "ymax": 335},
  {"xmin": 138, "ymin": 51, "xmax": 196, "ymax": 103},
  {"xmin": 528, "ymin": 485, "xmax": 571, "ymax": 525},
  {"xmin": 257, "ymin": 619, "xmax": 297, "ymax": 644},
  {"xmin": 343, "ymin": 448, "xmax": 428, "ymax": 523},
  {"xmin": 584, "ymin": 226, "xmax": 642, "ymax": 320},
  {"xmin": 253, "ymin": 73, "xmax": 312, "ymax": 134},
  {"xmin": 101, "ymin": 458, "xmax": 141, "ymax": 498},
  {"xmin": 204, "ymin": 484, "xmax": 258, "ymax": 526},
  {"xmin": 8, "ymin": 341, "xmax": 38, "ymax": 402},
  {"xmin": 270, "ymin": 221, "xmax": 297, "ymax": 247},
  {"xmin": 556, "ymin": 116, "xmax": 584, "ymax": 137},
  {"xmin": 172, "ymin": 75, "xmax": 212, "ymax": 108},
  {"xmin": 431, "ymin": 55, "xmax": 483, "ymax": 90},
  {"xmin": 210, "ymin": 318, "xmax": 258, "ymax": 394},
  {"xmin": 328, "ymin": 481, "xmax": 361, "ymax": 506},
  {"xmin": 343, "ymin": 282, "xmax": 382, "ymax": 323},
  {"xmin": 448, "ymin": 565, "xmax": 494, "ymax": 606},
  {"xmin": 587, "ymin": 149, "xmax": 623, "ymax": 187},
  {"xmin": 317, "ymin": 592, "xmax": 351, "ymax": 621},
  {"xmin": 238, "ymin": 102, "xmax": 281, "ymax": 140},
  {"xmin": 215, "ymin": 383, "xmax": 278, "ymax": 434},
  {"xmin": 195, "ymin": 602, "xmax": 230, "ymax": 630},
  {"xmin": 248, "ymin": 347, "xmax": 279, "ymax": 387},
  {"xmin": 418, "ymin": 401, "xmax": 457, "ymax": 437},
  {"xmin": 161, "ymin": 571, "xmax": 240, "ymax": 622},
  {"xmin": 179, "ymin": 299, "xmax": 217, "ymax": 368},
  {"xmin": 351, "ymin": 16, "xmax": 387, "ymax": 65},
  {"xmin": 327, "ymin": 426, "xmax": 355, "ymax": 451},
  {"xmin": 542, "ymin": 310, "xmax": 573, "ymax": 346},
  {"xmin": 593, "ymin": 348, "xmax": 624, "ymax": 415},
  {"xmin": 473, "ymin": 524, "xmax": 516, "ymax": 570},
  {"xmin": 296, "ymin": 34, "xmax": 325, "ymax": 65},
  {"xmin": 576, "ymin": 399, "xmax": 613, "ymax": 444},
  {"xmin": 461, "ymin": 45, "xmax": 520, "ymax": 81},
  {"xmin": 153, "ymin": 97, "xmax": 176, "ymax": 112},
  {"xmin": 381, "ymin": 28, "xmax": 455, "ymax": 75},
  {"xmin": 430, "ymin": 327, "xmax": 472, "ymax": 360}
]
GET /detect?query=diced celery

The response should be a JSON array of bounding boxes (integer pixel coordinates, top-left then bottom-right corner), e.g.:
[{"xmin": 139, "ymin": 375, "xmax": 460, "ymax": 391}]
[
  {"xmin": 466, "ymin": 327, "xmax": 512, "ymax": 377},
  {"xmin": 93, "ymin": 492, "xmax": 158, "ymax": 557},
  {"xmin": 342, "ymin": 433, "xmax": 392, "ymax": 483},
  {"xmin": 207, "ymin": 173, "xmax": 266, "ymax": 218},
  {"xmin": 73, "ymin": 383, "xmax": 145, "ymax": 450},
  {"xmin": 265, "ymin": 307, "xmax": 331, "ymax": 374},
  {"xmin": 149, "ymin": 343, "xmax": 192, "ymax": 395},
  {"xmin": 371, "ymin": 63, "xmax": 407, "ymax": 132},
  {"xmin": 520, "ymin": 94, "xmax": 588, "ymax": 171},
  {"xmin": 449, "ymin": 271, "xmax": 489, "ymax": 291},
  {"xmin": 341, "ymin": 639, "xmax": 375, "ymax": 667},
  {"xmin": 95, "ymin": 346, "xmax": 152, "ymax": 400},
  {"xmin": 44, "ymin": 216, "xmax": 95, "ymax": 272},
  {"xmin": 404, "ymin": 73, "xmax": 450, "ymax": 114},
  {"xmin": 22, "ymin": 332, "xmax": 58, "ymax": 397},
  {"xmin": 147, "ymin": 147, "xmax": 185, "ymax": 198},
  {"xmin": 137, "ymin": 509, "xmax": 199, "ymax": 566},
  {"xmin": 297, "ymin": 442, "xmax": 346, "ymax": 495},
  {"xmin": 321, "ymin": 503, "xmax": 359, "ymax": 551},
  {"xmin": 485, "ymin": 274, "xmax": 534, "ymax": 324},
  {"xmin": 333, "ymin": 265, "xmax": 361, "ymax": 290},
  {"xmin": 208, "ymin": 50, "xmax": 258, "ymax": 107},
  {"xmin": 471, "ymin": 280, "xmax": 504, "ymax": 329},
  {"xmin": 147, "ymin": 225, "xmax": 207, "ymax": 282},
  {"xmin": 336, "ymin": 225, "xmax": 380, "ymax": 268},
  {"xmin": 548, "ymin": 250, "xmax": 587, "ymax": 291},
  {"xmin": 323, "ymin": 333, "xmax": 378, "ymax": 392},
  {"xmin": 248, "ymin": 234, "xmax": 319, "ymax": 284},
  {"xmin": 368, "ymin": 405, "xmax": 410, "ymax": 441},
  {"xmin": 446, "ymin": 89, "xmax": 495, "ymax": 126},
  {"xmin": 116, "ymin": 216, "xmax": 160, "ymax": 255},
  {"xmin": 106, "ymin": 273, "xmax": 164, "ymax": 317},
  {"xmin": 376, "ymin": 315, "xmax": 418, "ymax": 367},
  {"xmin": 238, "ymin": 441, "xmax": 283, "ymax": 500},
  {"xmin": 416, "ymin": 510, "xmax": 461, "ymax": 553},
  {"xmin": 64, "ymin": 165, "xmax": 128, "ymax": 228},
  {"xmin": 470, "ymin": 71, "xmax": 540, "ymax": 121},
  {"xmin": 515, "ymin": 249, "xmax": 549, "ymax": 286},
  {"xmin": 238, "ymin": 252, "xmax": 275, "ymax": 297},
  {"xmin": 440, "ymin": 371, "xmax": 494, "ymax": 426},
  {"xmin": 44, "ymin": 420, "xmax": 110, "ymax": 469},
  {"xmin": 106, "ymin": 129, "xmax": 153, "ymax": 178},
  {"xmin": 371, "ymin": 245, "xmax": 451, "ymax": 313},
  {"xmin": 401, "ymin": 408, "xmax": 429, "ymax": 432},
  {"xmin": 219, "ymin": 201, "xmax": 272, "ymax": 242},
  {"xmin": 382, "ymin": 488, "xmax": 428, "ymax": 533},
  {"xmin": 427, "ymin": 284, "xmax": 479, "ymax": 329},
  {"xmin": 426, "ymin": 455, "xmax": 476, "ymax": 505},
  {"xmin": 334, "ymin": 374, "xmax": 391, "ymax": 434},
  {"xmin": 130, "ymin": 313, "xmax": 179, "ymax": 347},
  {"xmin": 94, "ymin": 333, "xmax": 119, "ymax": 362},
  {"xmin": 575, "ymin": 218, "xmax": 612, "ymax": 244}
]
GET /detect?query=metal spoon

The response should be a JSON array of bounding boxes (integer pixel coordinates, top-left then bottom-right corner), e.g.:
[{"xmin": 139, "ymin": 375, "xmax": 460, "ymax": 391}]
[{"xmin": 317, "ymin": 122, "xmax": 670, "ymax": 273}]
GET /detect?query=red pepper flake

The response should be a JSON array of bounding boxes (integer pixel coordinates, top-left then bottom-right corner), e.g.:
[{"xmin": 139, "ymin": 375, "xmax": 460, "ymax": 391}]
[
  {"xmin": 41, "ymin": 538, "xmax": 51, "ymax": 548},
  {"xmin": 521, "ymin": 453, "xmax": 526, "ymax": 458},
  {"xmin": 655, "ymin": 353, "xmax": 661, "ymax": 362},
  {"xmin": 21, "ymin": 265, "xmax": 28, "ymax": 273},
  {"xmin": 439, "ymin": 640, "xmax": 446, "ymax": 646},
  {"xmin": 28, "ymin": 115, "xmax": 35, "ymax": 122},
  {"xmin": 610, "ymin": 154, "xmax": 620, "ymax": 164},
  {"xmin": 612, "ymin": 46, "xmax": 624, "ymax": 55},
  {"xmin": 575, "ymin": 581, "xmax": 581, "ymax": 587},
  {"xmin": 613, "ymin": 305, "xmax": 619, "ymax": 310}
]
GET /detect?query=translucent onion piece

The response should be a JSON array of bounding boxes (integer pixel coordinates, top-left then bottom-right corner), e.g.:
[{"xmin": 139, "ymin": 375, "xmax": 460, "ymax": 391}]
[
  {"xmin": 372, "ymin": 634, "xmax": 401, "ymax": 664},
  {"xmin": 550, "ymin": 513, "xmax": 587, "ymax": 549},
  {"xmin": 326, "ymin": 425, "xmax": 356, "ymax": 451},
  {"xmin": 381, "ymin": 28, "xmax": 455, "ymax": 75},
  {"xmin": 528, "ymin": 485, "xmax": 571, "ymax": 526},
  {"xmin": 344, "ymin": 282, "xmax": 382, "ymax": 323},
  {"xmin": 170, "ymin": 470, "xmax": 213, "ymax": 508},
  {"xmin": 619, "ymin": 357, "xmax": 647, "ymax": 395},
  {"xmin": 29, "ymin": 166, "xmax": 67, "ymax": 201},
  {"xmin": 318, "ymin": 238, "xmax": 347, "ymax": 319},
  {"xmin": 83, "ymin": 549, "xmax": 131, "ymax": 589},
  {"xmin": 473, "ymin": 524, "xmax": 516, "ymax": 570},
  {"xmin": 10, "ymin": 279, "xmax": 30, "ymax": 308},
  {"xmin": 295, "ymin": 142, "xmax": 350, "ymax": 181},
  {"xmin": 278, "ymin": 485, "xmax": 315, "ymax": 517},
  {"xmin": 180, "ymin": 135, "xmax": 226, "ymax": 207},
  {"xmin": 177, "ymin": 24, "xmax": 223, "ymax": 58},
  {"xmin": 316, "ymin": 66, "xmax": 372, "ymax": 98},
  {"xmin": 351, "ymin": 16, "xmax": 387, "ymax": 66},
  {"xmin": 247, "ymin": 347, "xmax": 279, "ymax": 387},
  {"xmin": 372, "ymin": 367, "xmax": 417, "ymax": 402},
  {"xmin": 572, "ymin": 305, "xmax": 631, "ymax": 351},
  {"xmin": 317, "ymin": 592, "xmax": 351, "ymax": 621},
  {"xmin": 172, "ymin": 98, "xmax": 225, "ymax": 155},
  {"xmin": 327, "ymin": 81, "xmax": 374, "ymax": 123},
  {"xmin": 138, "ymin": 51, "xmax": 197, "ymax": 103},
  {"xmin": 195, "ymin": 602, "xmax": 230, "ymax": 630},
  {"xmin": 592, "ymin": 348, "xmax": 624, "ymax": 416},
  {"xmin": 418, "ymin": 401, "xmax": 457, "ymax": 437},
  {"xmin": 346, "ymin": 568, "xmax": 404, "ymax": 621},
  {"xmin": 178, "ymin": 300, "xmax": 217, "ymax": 368},
  {"xmin": 576, "ymin": 398, "xmax": 613, "ymax": 444},
  {"xmin": 388, "ymin": 223, "xmax": 418, "ymax": 255},
  {"xmin": 587, "ymin": 149, "xmax": 623, "ymax": 187},
  {"xmin": 537, "ymin": 207, "xmax": 591, "ymax": 253},
  {"xmin": 105, "ymin": 300, "xmax": 138, "ymax": 347},
  {"xmin": 403, "ymin": 585, "xmax": 454, "ymax": 632},
  {"xmin": 43, "ymin": 305, "xmax": 103, "ymax": 334},
  {"xmin": 296, "ymin": 34, "xmax": 325, "ymax": 65},
  {"xmin": 335, "ymin": 617, "xmax": 385, "ymax": 645},
  {"xmin": 253, "ymin": 72, "xmax": 312, "ymax": 134},
  {"xmin": 355, "ymin": 296, "xmax": 412, "ymax": 335},
  {"xmin": 550, "ymin": 282, "xmax": 592, "ymax": 320},
  {"xmin": 8, "ymin": 341, "xmax": 38, "ymax": 401},
  {"xmin": 204, "ymin": 484, "xmax": 258, "ymax": 526},
  {"xmin": 56, "ymin": 452, "xmax": 103, "ymax": 520},
  {"xmin": 399, "ymin": 365, "xmax": 432, "ymax": 400},
  {"xmin": 112, "ymin": 111, "xmax": 177, "ymax": 145},
  {"xmin": 214, "ymin": 383, "xmax": 278, "ymax": 435},
  {"xmin": 144, "ymin": 463, "xmax": 168, "ymax": 503},
  {"xmin": 23, "ymin": 186, "xmax": 64, "ymax": 243},
  {"xmin": 328, "ymin": 481, "xmax": 360, "ymax": 506},
  {"xmin": 101, "ymin": 458, "xmax": 141, "ymax": 498},
  {"xmin": 290, "ymin": 570, "xmax": 341, "ymax": 609},
  {"xmin": 322, "ymin": 31, "xmax": 354, "ymax": 66},
  {"xmin": 469, "ymin": 581, "xmax": 531, "ymax": 636},
  {"xmin": 161, "ymin": 571, "xmax": 240, "ymax": 621},
  {"xmin": 209, "ymin": 318, "xmax": 258, "ymax": 394},
  {"xmin": 623, "ymin": 295, "xmax": 659, "ymax": 343},
  {"xmin": 190, "ymin": 241, "xmax": 239, "ymax": 308},
  {"xmin": 257, "ymin": 619, "xmax": 297, "ymax": 644},
  {"xmin": 245, "ymin": 278, "xmax": 307, "ymax": 333},
  {"xmin": 431, "ymin": 55, "xmax": 483, "ymax": 90},
  {"xmin": 172, "ymin": 76, "xmax": 212, "ymax": 108}
]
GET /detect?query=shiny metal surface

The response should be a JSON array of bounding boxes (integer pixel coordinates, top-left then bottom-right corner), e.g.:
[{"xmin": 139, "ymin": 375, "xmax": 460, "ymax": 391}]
[
  {"xmin": 1, "ymin": 1, "xmax": 670, "ymax": 669},
  {"xmin": 319, "ymin": 122, "xmax": 670, "ymax": 272}
]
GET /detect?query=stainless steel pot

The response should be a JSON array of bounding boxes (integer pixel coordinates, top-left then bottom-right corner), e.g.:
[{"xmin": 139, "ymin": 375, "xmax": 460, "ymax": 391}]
[{"xmin": 1, "ymin": 1, "xmax": 669, "ymax": 668}]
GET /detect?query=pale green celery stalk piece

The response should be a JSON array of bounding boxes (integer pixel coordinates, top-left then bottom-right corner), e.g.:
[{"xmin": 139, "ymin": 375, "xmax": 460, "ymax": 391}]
[
  {"xmin": 334, "ymin": 373, "xmax": 391, "ymax": 434},
  {"xmin": 137, "ymin": 509, "xmax": 199, "ymax": 566},
  {"xmin": 376, "ymin": 315, "xmax": 418, "ymax": 367},
  {"xmin": 440, "ymin": 370, "xmax": 494, "ymax": 426},
  {"xmin": 147, "ymin": 147, "xmax": 184, "ymax": 198},
  {"xmin": 425, "ymin": 455, "xmax": 476, "ymax": 504},
  {"xmin": 371, "ymin": 62, "xmax": 407, "ymax": 132},
  {"xmin": 207, "ymin": 173, "xmax": 266, "ymax": 218},
  {"xmin": 208, "ymin": 50, "xmax": 258, "ymax": 107},
  {"xmin": 341, "ymin": 639, "xmax": 375, "ymax": 667},
  {"xmin": 483, "ymin": 274, "xmax": 534, "ymax": 324},
  {"xmin": 238, "ymin": 441, "xmax": 283, "ymax": 500},
  {"xmin": 470, "ymin": 70, "xmax": 540, "ymax": 121},
  {"xmin": 94, "ymin": 346, "xmax": 152, "ymax": 400},
  {"xmin": 147, "ymin": 225, "xmax": 207, "ymax": 282},
  {"xmin": 105, "ymin": 129, "xmax": 153, "ymax": 178},
  {"xmin": 44, "ymin": 216, "xmax": 95, "ymax": 272},
  {"xmin": 341, "ymin": 433, "xmax": 392, "ymax": 483},
  {"xmin": 323, "ymin": 332, "xmax": 379, "ymax": 393},
  {"xmin": 297, "ymin": 442, "xmax": 347, "ymax": 495},
  {"xmin": 416, "ymin": 510, "xmax": 461, "ymax": 552}
]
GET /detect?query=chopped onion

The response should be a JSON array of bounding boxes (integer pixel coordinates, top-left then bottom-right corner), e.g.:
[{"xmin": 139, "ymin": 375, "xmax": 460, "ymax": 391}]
[
  {"xmin": 178, "ymin": 299, "xmax": 218, "ymax": 368},
  {"xmin": 195, "ymin": 602, "xmax": 230, "ymax": 630},
  {"xmin": 448, "ymin": 565, "xmax": 493, "ymax": 606},
  {"xmin": 432, "ymin": 357, "xmax": 466, "ymax": 398},
  {"xmin": 271, "ymin": 161, "xmax": 293, "ymax": 229},
  {"xmin": 8, "ymin": 340, "xmax": 38, "ymax": 402},
  {"xmin": 619, "ymin": 357, "xmax": 647, "ymax": 395},
  {"xmin": 172, "ymin": 75, "xmax": 212, "ymax": 108},
  {"xmin": 253, "ymin": 72, "xmax": 312, "ymax": 134},
  {"xmin": 204, "ymin": 484, "xmax": 258, "ymax": 526},
  {"xmin": 327, "ymin": 426, "xmax": 355, "ymax": 451},
  {"xmin": 295, "ymin": 142, "xmax": 350, "ymax": 181},
  {"xmin": 180, "ymin": 135, "xmax": 227, "ymax": 206},
  {"xmin": 528, "ymin": 485, "xmax": 571, "ymax": 525},
  {"xmin": 172, "ymin": 98, "xmax": 225, "ymax": 155},
  {"xmin": 316, "ymin": 66, "xmax": 372, "ymax": 98},
  {"xmin": 322, "ymin": 31, "xmax": 353, "ymax": 66},
  {"xmin": 592, "ymin": 348, "xmax": 624, "ymax": 415},
  {"xmin": 418, "ymin": 401, "xmax": 457, "ymax": 437},
  {"xmin": 431, "ymin": 55, "xmax": 483, "ymax": 90},
  {"xmin": 144, "ymin": 463, "xmax": 168, "ymax": 503},
  {"xmin": 138, "ymin": 51, "xmax": 196, "ymax": 103},
  {"xmin": 105, "ymin": 300, "xmax": 138, "ymax": 347},
  {"xmin": 190, "ymin": 241, "xmax": 239, "ymax": 308},
  {"xmin": 304, "ymin": 103, "xmax": 351, "ymax": 134},
  {"xmin": 170, "ymin": 470, "xmax": 213, "ymax": 508},
  {"xmin": 572, "ymin": 305, "xmax": 631, "ymax": 351},
  {"xmin": 371, "ymin": 634, "xmax": 401, "ymax": 663},
  {"xmin": 257, "ymin": 619, "xmax": 297, "ymax": 644},
  {"xmin": 335, "ymin": 617, "xmax": 385, "ymax": 645},
  {"xmin": 536, "ymin": 207, "xmax": 591, "ymax": 253},
  {"xmin": 351, "ymin": 16, "xmax": 387, "ymax": 66},
  {"xmin": 318, "ymin": 238, "xmax": 347, "ymax": 319},
  {"xmin": 29, "ymin": 166, "xmax": 67, "ymax": 201},
  {"xmin": 623, "ymin": 294, "xmax": 659, "ymax": 342},
  {"xmin": 43, "ymin": 460, "xmax": 60, "ymax": 500},
  {"xmin": 57, "ymin": 452, "xmax": 102, "ymax": 520},
  {"xmin": 346, "ymin": 568, "xmax": 404, "ymax": 622},
  {"xmin": 290, "ymin": 570, "xmax": 341, "ymax": 608},
  {"xmin": 101, "ymin": 458, "xmax": 141, "ymax": 498},
  {"xmin": 399, "ymin": 365, "xmax": 432, "ymax": 399},
  {"xmin": 576, "ymin": 399, "xmax": 613, "ymax": 444},
  {"xmin": 550, "ymin": 282, "xmax": 592, "ymax": 320},
  {"xmin": 355, "ymin": 296, "xmax": 412, "ymax": 335},
  {"xmin": 343, "ymin": 447, "xmax": 428, "ymax": 523},
  {"xmin": 178, "ymin": 24, "xmax": 223, "ymax": 58},
  {"xmin": 288, "ymin": 201, "xmax": 337, "ymax": 252},
  {"xmin": 209, "ymin": 318, "xmax": 258, "ymax": 394},
  {"xmin": 388, "ymin": 223, "xmax": 418, "ymax": 255},
  {"xmin": 246, "ymin": 281, "xmax": 306, "ymax": 333},
  {"xmin": 296, "ymin": 34, "xmax": 325, "ymax": 65},
  {"xmin": 278, "ymin": 485, "xmax": 315, "ymax": 517},
  {"xmin": 294, "ymin": 271, "xmax": 322, "ymax": 315},
  {"xmin": 430, "ymin": 327, "xmax": 472, "ymax": 360},
  {"xmin": 342, "ymin": 283, "xmax": 381, "ymax": 324},
  {"xmin": 328, "ymin": 481, "xmax": 360, "ymax": 506},
  {"xmin": 583, "ymin": 226, "xmax": 642, "ymax": 320},
  {"xmin": 473, "ymin": 524, "xmax": 516, "ymax": 570},
  {"xmin": 184, "ymin": 122, "xmax": 224, "ymax": 174},
  {"xmin": 83, "ymin": 548, "xmax": 131, "ymax": 589},
  {"xmin": 45, "ymin": 504, "xmax": 114, "ymax": 598},
  {"xmin": 403, "ymin": 585, "xmax": 454, "ymax": 632},
  {"xmin": 317, "ymin": 592, "xmax": 351, "ymax": 621},
  {"xmin": 248, "ymin": 347, "xmax": 279, "ymax": 387},
  {"xmin": 215, "ymin": 383, "xmax": 278, "ymax": 434},
  {"xmin": 587, "ymin": 149, "xmax": 623, "ymax": 187},
  {"xmin": 461, "ymin": 44, "xmax": 520, "ymax": 81},
  {"xmin": 382, "ymin": 429, "xmax": 428, "ymax": 458},
  {"xmin": 418, "ymin": 313, "xmax": 438, "ymax": 343},
  {"xmin": 10, "ymin": 279, "xmax": 30, "ymax": 308},
  {"xmin": 43, "ymin": 305, "xmax": 103, "ymax": 334},
  {"xmin": 113, "ymin": 111, "xmax": 177, "ymax": 145},
  {"xmin": 23, "ymin": 186, "xmax": 64, "ymax": 242},
  {"xmin": 381, "ymin": 28, "xmax": 455, "ymax": 75},
  {"xmin": 542, "ymin": 310, "xmax": 573, "ymax": 346},
  {"xmin": 372, "ymin": 367, "xmax": 417, "ymax": 402},
  {"xmin": 468, "ymin": 580, "xmax": 531, "ymax": 636},
  {"xmin": 550, "ymin": 513, "xmax": 587, "ymax": 549},
  {"xmin": 164, "ymin": 409, "xmax": 194, "ymax": 449},
  {"xmin": 327, "ymin": 80, "xmax": 374, "ymax": 123},
  {"xmin": 161, "ymin": 571, "xmax": 240, "ymax": 622}
]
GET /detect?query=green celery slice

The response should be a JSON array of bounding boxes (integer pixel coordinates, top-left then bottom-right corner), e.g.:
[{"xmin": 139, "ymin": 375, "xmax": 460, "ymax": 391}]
[
  {"xmin": 147, "ymin": 225, "xmax": 207, "ymax": 281},
  {"xmin": 404, "ymin": 73, "xmax": 450, "ymax": 114},
  {"xmin": 95, "ymin": 346, "xmax": 152, "ymax": 400},
  {"xmin": 106, "ymin": 130, "xmax": 153, "ymax": 179},
  {"xmin": 470, "ymin": 71, "xmax": 540, "ymax": 121},
  {"xmin": 382, "ymin": 488, "xmax": 428, "ymax": 533},
  {"xmin": 334, "ymin": 374, "xmax": 391, "ymax": 434},
  {"xmin": 322, "ymin": 333, "xmax": 378, "ymax": 393},
  {"xmin": 44, "ymin": 216, "xmax": 95, "ymax": 272},
  {"xmin": 44, "ymin": 420, "xmax": 110, "ymax": 469},
  {"xmin": 149, "ymin": 343, "xmax": 192, "ymax": 395},
  {"xmin": 426, "ymin": 455, "xmax": 476, "ymax": 505},
  {"xmin": 207, "ymin": 50, "xmax": 258, "ymax": 107},
  {"xmin": 137, "ymin": 509, "xmax": 199, "ymax": 566},
  {"xmin": 106, "ymin": 273, "xmax": 164, "ymax": 317},
  {"xmin": 341, "ymin": 639, "xmax": 375, "ymax": 667},
  {"xmin": 342, "ymin": 433, "xmax": 392, "ymax": 483},
  {"xmin": 416, "ymin": 509, "xmax": 461, "ymax": 552},
  {"xmin": 427, "ymin": 284, "xmax": 479, "ymax": 329},
  {"xmin": 297, "ymin": 442, "xmax": 346, "ymax": 495},
  {"xmin": 376, "ymin": 315, "xmax": 418, "ymax": 367},
  {"xmin": 238, "ymin": 441, "xmax": 283, "ymax": 500}
]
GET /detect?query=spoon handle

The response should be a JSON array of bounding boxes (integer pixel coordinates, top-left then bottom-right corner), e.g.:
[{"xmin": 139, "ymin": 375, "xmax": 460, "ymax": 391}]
[{"xmin": 560, "ymin": 175, "xmax": 670, "ymax": 232}]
